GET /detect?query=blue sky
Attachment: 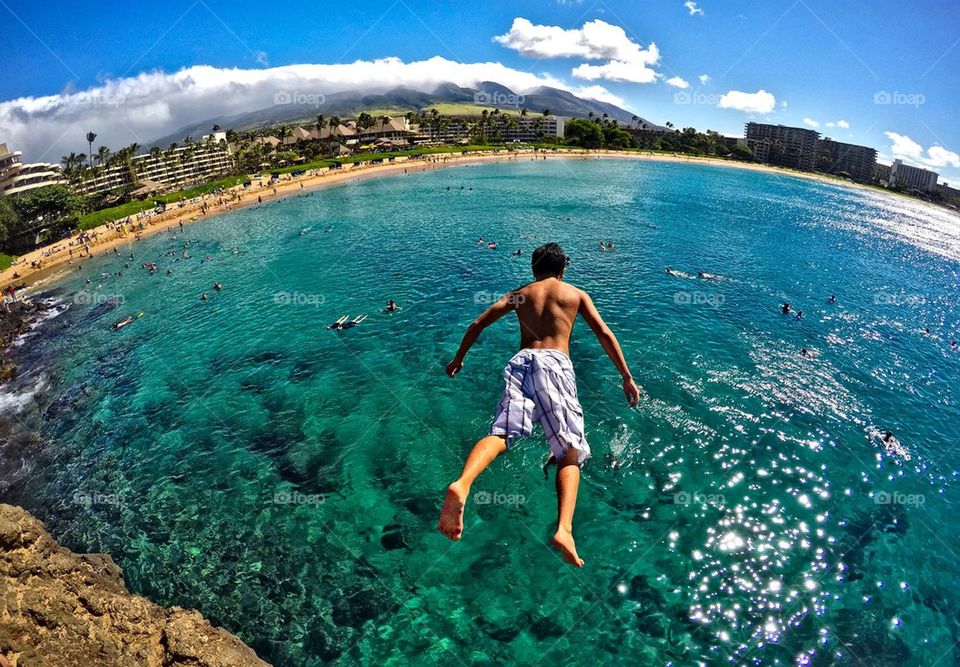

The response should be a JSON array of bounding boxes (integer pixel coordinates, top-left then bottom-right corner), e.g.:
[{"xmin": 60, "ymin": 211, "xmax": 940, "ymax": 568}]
[{"xmin": 1, "ymin": 0, "xmax": 958, "ymax": 182}]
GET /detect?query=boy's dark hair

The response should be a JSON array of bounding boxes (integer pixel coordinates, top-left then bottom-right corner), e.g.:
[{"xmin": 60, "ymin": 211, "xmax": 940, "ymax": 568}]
[{"xmin": 531, "ymin": 242, "xmax": 569, "ymax": 278}]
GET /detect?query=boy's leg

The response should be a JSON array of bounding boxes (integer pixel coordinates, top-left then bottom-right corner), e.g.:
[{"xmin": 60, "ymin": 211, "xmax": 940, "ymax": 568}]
[
  {"xmin": 438, "ymin": 435, "xmax": 507, "ymax": 541},
  {"xmin": 551, "ymin": 447, "xmax": 585, "ymax": 567}
]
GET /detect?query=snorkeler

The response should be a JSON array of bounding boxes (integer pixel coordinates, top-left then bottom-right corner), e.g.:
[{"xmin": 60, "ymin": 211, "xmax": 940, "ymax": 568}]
[
  {"xmin": 340, "ymin": 315, "xmax": 367, "ymax": 330},
  {"xmin": 326, "ymin": 315, "xmax": 349, "ymax": 330}
]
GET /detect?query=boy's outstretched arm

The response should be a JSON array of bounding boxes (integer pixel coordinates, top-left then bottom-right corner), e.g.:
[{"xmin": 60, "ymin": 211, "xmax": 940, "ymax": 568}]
[
  {"xmin": 578, "ymin": 291, "xmax": 641, "ymax": 406},
  {"xmin": 446, "ymin": 293, "xmax": 516, "ymax": 377}
]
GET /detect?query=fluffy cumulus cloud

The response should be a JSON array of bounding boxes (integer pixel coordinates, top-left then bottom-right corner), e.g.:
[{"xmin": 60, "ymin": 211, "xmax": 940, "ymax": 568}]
[
  {"xmin": 717, "ymin": 89, "xmax": 777, "ymax": 114},
  {"xmin": 886, "ymin": 131, "xmax": 960, "ymax": 169},
  {"xmin": 0, "ymin": 56, "xmax": 622, "ymax": 160},
  {"xmin": 495, "ymin": 18, "xmax": 661, "ymax": 84},
  {"xmin": 825, "ymin": 119, "xmax": 849, "ymax": 128},
  {"xmin": 803, "ymin": 117, "xmax": 820, "ymax": 128},
  {"xmin": 665, "ymin": 76, "xmax": 690, "ymax": 89},
  {"xmin": 684, "ymin": 1, "xmax": 704, "ymax": 16}
]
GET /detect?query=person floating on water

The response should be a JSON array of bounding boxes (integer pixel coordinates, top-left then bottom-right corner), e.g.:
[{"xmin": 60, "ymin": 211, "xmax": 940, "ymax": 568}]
[
  {"xmin": 796, "ymin": 310, "xmax": 804, "ymax": 319},
  {"xmin": 698, "ymin": 271, "xmax": 720, "ymax": 281},
  {"xmin": 326, "ymin": 315, "xmax": 349, "ymax": 330},
  {"xmin": 880, "ymin": 430, "xmax": 911, "ymax": 461},
  {"xmin": 213, "ymin": 283, "xmax": 222, "ymax": 292},
  {"xmin": 326, "ymin": 315, "xmax": 366, "ymax": 330},
  {"xmin": 438, "ymin": 242, "xmax": 641, "ymax": 567},
  {"xmin": 384, "ymin": 299, "xmax": 399, "ymax": 312},
  {"xmin": 512, "ymin": 249, "xmax": 523, "ymax": 256},
  {"xmin": 781, "ymin": 302, "xmax": 792, "ymax": 315},
  {"xmin": 828, "ymin": 295, "xmax": 836, "ymax": 304}
]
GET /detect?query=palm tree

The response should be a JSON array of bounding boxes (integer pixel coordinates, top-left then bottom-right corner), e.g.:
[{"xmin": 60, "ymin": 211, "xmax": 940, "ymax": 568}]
[
  {"xmin": 60, "ymin": 152, "xmax": 84, "ymax": 180},
  {"xmin": 316, "ymin": 114, "xmax": 326, "ymax": 140},
  {"xmin": 85, "ymin": 131, "xmax": 97, "ymax": 187},
  {"xmin": 328, "ymin": 116, "xmax": 342, "ymax": 145}
]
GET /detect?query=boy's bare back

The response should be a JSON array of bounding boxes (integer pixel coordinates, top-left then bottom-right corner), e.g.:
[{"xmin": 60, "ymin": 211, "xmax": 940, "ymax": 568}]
[{"xmin": 512, "ymin": 278, "xmax": 586, "ymax": 355}]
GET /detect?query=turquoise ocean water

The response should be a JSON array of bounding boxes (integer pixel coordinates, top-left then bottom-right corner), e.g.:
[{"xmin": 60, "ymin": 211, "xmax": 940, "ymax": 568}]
[{"xmin": 3, "ymin": 159, "xmax": 960, "ymax": 665}]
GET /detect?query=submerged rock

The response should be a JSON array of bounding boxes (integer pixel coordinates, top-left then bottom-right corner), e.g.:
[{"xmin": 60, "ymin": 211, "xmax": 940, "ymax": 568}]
[{"xmin": 0, "ymin": 503, "xmax": 270, "ymax": 666}]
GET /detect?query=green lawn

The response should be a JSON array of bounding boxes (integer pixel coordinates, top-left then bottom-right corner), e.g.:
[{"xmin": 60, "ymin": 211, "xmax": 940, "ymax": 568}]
[{"xmin": 0, "ymin": 253, "xmax": 12, "ymax": 271}]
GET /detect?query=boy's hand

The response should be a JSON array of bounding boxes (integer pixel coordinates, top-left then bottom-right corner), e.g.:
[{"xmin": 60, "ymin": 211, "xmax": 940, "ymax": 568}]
[
  {"xmin": 623, "ymin": 376, "xmax": 641, "ymax": 407},
  {"xmin": 445, "ymin": 358, "xmax": 463, "ymax": 378}
]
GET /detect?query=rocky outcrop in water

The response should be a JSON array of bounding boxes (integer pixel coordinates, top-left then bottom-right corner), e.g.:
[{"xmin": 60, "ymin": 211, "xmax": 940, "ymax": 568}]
[{"xmin": 0, "ymin": 504, "xmax": 270, "ymax": 666}]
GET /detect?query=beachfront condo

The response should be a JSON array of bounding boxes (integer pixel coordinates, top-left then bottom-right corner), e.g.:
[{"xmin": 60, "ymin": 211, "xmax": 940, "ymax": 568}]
[
  {"xmin": 0, "ymin": 142, "xmax": 68, "ymax": 197},
  {"xmin": 744, "ymin": 122, "xmax": 821, "ymax": 171}
]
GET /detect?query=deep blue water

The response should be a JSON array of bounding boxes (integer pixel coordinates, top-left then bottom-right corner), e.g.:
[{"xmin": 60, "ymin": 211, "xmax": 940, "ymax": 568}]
[{"xmin": 3, "ymin": 158, "xmax": 960, "ymax": 665}]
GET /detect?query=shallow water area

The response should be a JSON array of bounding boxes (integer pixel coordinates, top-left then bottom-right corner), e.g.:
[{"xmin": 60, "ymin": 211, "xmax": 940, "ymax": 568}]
[{"xmin": 4, "ymin": 158, "xmax": 960, "ymax": 665}]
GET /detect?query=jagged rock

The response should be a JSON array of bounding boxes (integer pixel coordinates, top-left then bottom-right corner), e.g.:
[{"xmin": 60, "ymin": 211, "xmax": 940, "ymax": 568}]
[{"xmin": 0, "ymin": 504, "xmax": 270, "ymax": 666}]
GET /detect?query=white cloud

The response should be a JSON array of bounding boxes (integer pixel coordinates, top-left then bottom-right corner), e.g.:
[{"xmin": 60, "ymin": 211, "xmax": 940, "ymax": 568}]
[
  {"xmin": 255, "ymin": 51, "xmax": 269, "ymax": 67},
  {"xmin": 927, "ymin": 145, "xmax": 960, "ymax": 168},
  {"xmin": 0, "ymin": 56, "xmax": 597, "ymax": 161},
  {"xmin": 824, "ymin": 119, "xmax": 849, "ymax": 128},
  {"xmin": 684, "ymin": 1, "xmax": 704, "ymax": 16},
  {"xmin": 803, "ymin": 117, "xmax": 820, "ymax": 128},
  {"xmin": 495, "ymin": 17, "xmax": 661, "ymax": 84},
  {"xmin": 717, "ymin": 89, "xmax": 777, "ymax": 114},
  {"xmin": 780, "ymin": 100, "xmax": 788, "ymax": 108},
  {"xmin": 665, "ymin": 76, "xmax": 690, "ymax": 89},
  {"xmin": 885, "ymin": 131, "xmax": 960, "ymax": 170},
  {"xmin": 698, "ymin": 74, "xmax": 710, "ymax": 85},
  {"xmin": 572, "ymin": 85, "xmax": 625, "ymax": 106}
]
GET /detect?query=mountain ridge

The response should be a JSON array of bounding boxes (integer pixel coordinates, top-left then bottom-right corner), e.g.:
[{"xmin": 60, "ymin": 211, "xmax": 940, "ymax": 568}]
[{"xmin": 148, "ymin": 82, "xmax": 662, "ymax": 148}]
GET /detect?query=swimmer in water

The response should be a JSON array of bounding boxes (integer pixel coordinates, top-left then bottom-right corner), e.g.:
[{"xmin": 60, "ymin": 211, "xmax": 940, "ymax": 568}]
[
  {"xmin": 340, "ymin": 315, "xmax": 367, "ymax": 330},
  {"xmin": 213, "ymin": 283, "xmax": 222, "ymax": 292},
  {"xmin": 781, "ymin": 303, "xmax": 792, "ymax": 315},
  {"xmin": 326, "ymin": 315, "xmax": 349, "ymax": 330},
  {"xmin": 487, "ymin": 242, "xmax": 497, "ymax": 250},
  {"xmin": 200, "ymin": 293, "xmax": 209, "ymax": 301},
  {"xmin": 384, "ymin": 299, "xmax": 399, "ymax": 312},
  {"xmin": 665, "ymin": 268, "xmax": 679, "ymax": 276},
  {"xmin": 881, "ymin": 430, "xmax": 911, "ymax": 461},
  {"xmin": 796, "ymin": 310, "xmax": 804, "ymax": 319},
  {"xmin": 513, "ymin": 249, "xmax": 523, "ymax": 256},
  {"xmin": 828, "ymin": 295, "xmax": 836, "ymax": 304},
  {"xmin": 698, "ymin": 271, "xmax": 720, "ymax": 281}
]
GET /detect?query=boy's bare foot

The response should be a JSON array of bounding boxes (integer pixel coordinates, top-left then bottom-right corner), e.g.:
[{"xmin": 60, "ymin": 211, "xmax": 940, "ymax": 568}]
[
  {"xmin": 438, "ymin": 483, "xmax": 467, "ymax": 541},
  {"xmin": 552, "ymin": 528, "xmax": 585, "ymax": 567}
]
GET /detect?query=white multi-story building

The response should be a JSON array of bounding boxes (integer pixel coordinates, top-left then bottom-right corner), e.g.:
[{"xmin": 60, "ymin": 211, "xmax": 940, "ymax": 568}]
[
  {"xmin": 0, "ymin": 143, "xmax": 68, "ymax": 197},
  {"xmin": 75, "ymin": 140, "xmax": 233, "ymax": 196},
  {"xmin": 888, "ymin": 159, "xmax": 939, "ymax": 192}
]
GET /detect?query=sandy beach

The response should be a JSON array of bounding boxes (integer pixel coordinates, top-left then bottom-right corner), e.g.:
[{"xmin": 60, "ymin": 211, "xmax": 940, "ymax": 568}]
[{"xmin": 0, "ymin": 147, "xmax": 935, "ymax": 292}]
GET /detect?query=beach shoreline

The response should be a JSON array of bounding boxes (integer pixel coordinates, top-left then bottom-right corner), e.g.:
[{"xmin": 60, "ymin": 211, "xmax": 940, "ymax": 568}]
[{"xmin": 1, "ymin": 148, "xmax": 949, "ymax": 292}]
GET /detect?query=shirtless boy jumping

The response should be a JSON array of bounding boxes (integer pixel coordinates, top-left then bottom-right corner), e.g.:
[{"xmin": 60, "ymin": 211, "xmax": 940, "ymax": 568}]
[{"xmin": 438, "ymin": 242, "xmax": 640, "ymax": 566}]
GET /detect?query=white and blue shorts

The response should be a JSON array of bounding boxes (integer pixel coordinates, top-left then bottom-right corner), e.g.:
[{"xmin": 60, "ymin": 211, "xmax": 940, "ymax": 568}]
[{"xmin": 489, "ymin": 348, "xmax": 591, "ymax": 465}]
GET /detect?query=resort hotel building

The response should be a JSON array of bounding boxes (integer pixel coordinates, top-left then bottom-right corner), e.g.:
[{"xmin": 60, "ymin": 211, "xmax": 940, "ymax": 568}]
[
  {"xmin": 744, "ymin": 123, "xmax": 821, "ymax": 171},
  {"xmin": 74, "ymin": 136, "xmax": 233, "ymax": 197},
  {"xmin": 0, "ymin": 143, "xmax": 68, "ymax": 197},
  {"xmin": 816, "ymin": 138, "xmax": 877, "ymax": 183},
  {"xmin": 887, "ymin": 159, "xmax": 939, "ymax": 192}
]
